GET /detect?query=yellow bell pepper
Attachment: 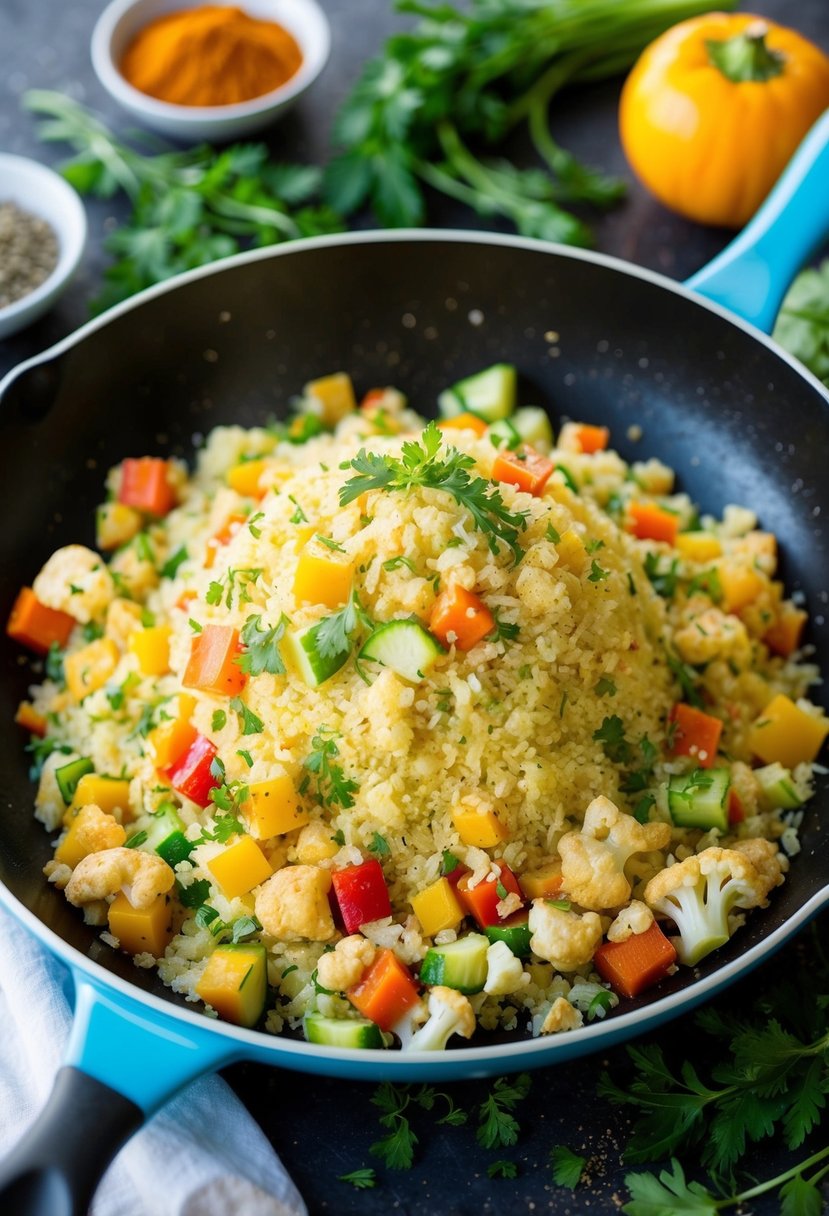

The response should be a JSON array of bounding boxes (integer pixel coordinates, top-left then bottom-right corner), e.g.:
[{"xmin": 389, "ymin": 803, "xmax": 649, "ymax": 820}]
[
  {"xmin": 96, "ymin": 501, "xmax": 142, "ymax": 550},
  {"xmin": 227, "ymin": 458, "xmax": 270, "ymax": 498},
  {"xmin": 293, "ymin": 539, "xmax": 354, "ymax": 609},
  {"xmin": 71, "ymin": 774, "xmax": 132, "ymax": 816},
  {"xmin": 242, "ymin": 777, "xmax": 309, "ymax": 839},
  {"xmin": 146, "ymin": 695, "xmax": 197, "ymax": 770},
  {"xmin": 108, "ymin": 891, "xmax": 175, "ymax": 957},
  {"xmin": 519, "ymin": 861, "xmax": 564, "ymax": 901},
  {"xmin": 452, "ymin": 806, "xmax": 508, "ymax": 848},
  {"xmin": 717, "ymin": 560, "xmax": 766, "ymax": 613},
  {"xmin": 748, "ymin": 694, "xmax": 829, "ymax": 769},
  {"xmin": 128, "ymin": 625, "xmax": 172, "ymax": 676},
  {"xmin": 65, "ymin": 638, "xmax": 120, "ymax": 702},
  {"xmin": 675, "ymin": 533, "xmax": 722, "ymax": 563},
  {"xmin": 303, "ymin": 372, "xmax": 356, "ymax": 426},
  {"xmin": 207, "ymin": 835, "xmax": 272, "ymax": 900},
  {"xmin": 411, "ymin": 878, "xmax": 464, "ymax": 936},
  {"xmin": 196, "ymin": 943, "xmax": 267, "ymax": 1027}
]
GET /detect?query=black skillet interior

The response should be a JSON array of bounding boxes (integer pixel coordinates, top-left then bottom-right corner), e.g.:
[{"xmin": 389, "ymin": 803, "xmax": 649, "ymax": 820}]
[{"xmin": 2, "ymin": 236, "xmax": 828, "ymax": 1022}]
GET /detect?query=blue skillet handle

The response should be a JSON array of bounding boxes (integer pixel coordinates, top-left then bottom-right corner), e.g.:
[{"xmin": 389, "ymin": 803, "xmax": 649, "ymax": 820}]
[
  {"xmin": 685, "ymin": 109, "xmax": 829, "ymax": 333},
  {"xmin": 0, "ymin": 973, "xmax": 238, "ymax": 1216}
]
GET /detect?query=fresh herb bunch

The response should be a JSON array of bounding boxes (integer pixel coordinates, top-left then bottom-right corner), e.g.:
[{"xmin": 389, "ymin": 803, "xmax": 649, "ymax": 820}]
[
  {"xmin": 23, "ymin": 90, "xmax": 344, "ymax": 311},
  {"xmin": 326, "ymin": 0, "xmax": 736, "ymax": 243},
  {"xmin": 773, "ymin": 259, "xmax": 829, "ymax": 388}
]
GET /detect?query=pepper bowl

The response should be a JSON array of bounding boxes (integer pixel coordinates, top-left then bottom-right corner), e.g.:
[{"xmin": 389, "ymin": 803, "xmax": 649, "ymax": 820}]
[{"xmin": 91, "ymin": 0, "xmax": 331, "ymax": 141}]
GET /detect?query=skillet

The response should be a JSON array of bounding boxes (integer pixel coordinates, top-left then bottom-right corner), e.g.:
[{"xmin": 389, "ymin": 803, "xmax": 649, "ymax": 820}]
[{"xmin": 0, "ymin": 111, "xmax": 828, "ymax": 1216}]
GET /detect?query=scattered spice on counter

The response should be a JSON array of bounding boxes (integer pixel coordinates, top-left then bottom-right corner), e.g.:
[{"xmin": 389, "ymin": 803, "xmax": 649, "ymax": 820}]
[
  {"xmin": 0, "ymin": 202, "xmax": 58, "ymax": 309},
  {"xmin": 119, "ymin": 4, "xmax": 303, "ymax": 107}
]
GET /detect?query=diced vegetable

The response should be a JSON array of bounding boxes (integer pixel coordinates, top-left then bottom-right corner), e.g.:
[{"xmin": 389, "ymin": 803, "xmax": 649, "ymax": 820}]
[
  {"xmin": 332, "ymin": 859, "xmax": 392, "ymax": 933},
  {"xmin": 15, "ymin": 701, "xmax": 47, "ymax": 736},
  {"xmin": 430, "ymin": 585, "xmax": 494, "ymax": 652},
  {"xmin": 56, "ymin": 806, "xmax": 126, "ymax": 868},
  {"xmin": 512, "ymin": 407, "xmax": 553, "ymax": 448},
  {"xmin": 555, "ymin": 529, "xmax": 587, "ymax": 573},
  {"xmin": 227, "ymin": 459, "xmax": 271, "ymax": 498},
  {"xmin": 593, "ymin": 921, "xmax": 677, "ymax": 999},
  {"xmin": 438, "ymin": 411, "xmax": 488, "ymax": 436},
  {"xmin": 668, "ymin": 768, "xmax": 730, "ymax": 831},
  {"xmin": 764, "ymin": 602, "xmax": 808, "ymax": 657},
  {"xmin": 456, "ymin": 866, "xmax": 523, "ymax": 929},
  {"xmin": 204, "ymin": 512, "xmax": 246, "ymax": 569},
  {"xmin": 488, "ymin": 418, "xmax": 522, "ymax": 450},
  {"xmin": 128, "ymin": 625, "xmax": 172, "ymax": 676},
  {"xmin": 118, "ymin": 457, "xmax": 176, "ymax": 516},
  {"xmin": 420, "ymin": 933, "xmax": 489, "ymax": 993},
  {"xmin": 451, "ymin": 805, "xmax": 508, "ymax": 848},
  {"xmin": 518, "ymin": 861, "xmax": 563, "ymax": 900},
  {"xmin": 485, "ymin": 912, "xmax": 532, "ymax": 958},
  {"xmin": 241, "ymin": 777, "xmax": 310, "ymax": 839},
  {"xmin": 108, "ymin": 891, "xmax": 175, "ymax": 957},
  {"xmin": 728, "ymin": 788, "xmax": 745, "ymax": 825},
  {"xmin": 65, "ymin": 638, "xmax": 120, "ymax": 702},
  {"xmin": 303, "ymin": 1011, "xmax": 384, "ymax": 1049},
  {"xmin": 717, "ymin": 559, "xmax": 765, "ymax": 611},
  {"xmin": 6, "ymin": 587, "xmax": 75, "ymax": 654},
  {"xmin": 304, "ymin": 372, "xmax": 357, "ymax": 425},
  {"xmin": 669, "ymin": 702, "xmax": 723, "ymax": 768},
  {"xmin": 675, "ymin": 532, "xmax": 722, "ymax": 562},
  {"xmin": 749, "ymin": 694, "xmax": 829, "ymax": 768},
  {"xmin": 438, "ymin": 363, "xmax": 516, "ymax": 423},
  {"xmin": 183, "ymin": 624, "xmax": 246, "ymax": 697},
  {"xmin": 755, "ymin": 762, "xmax": 804, "ymax": 810},
  {"xmin": 71, "ymin": 774, "xmax": 131, "ymax": 816},
  {"xmin": 143, "ymin": 803, "xmax": 192, "ymax": 867},
  {"xmin": 281, "ymin": 620, "xmax": 350, "ymax": 687},
  {"xmin": 147, "ymin": 714, "xmax": 198, "ymax": 772},
  {"xmin": 96, "ymin": 501, "xmax": 142, "ymax": 550},
  {"xmin": 207, "ymin": 835, "xmax": 272, "ymax": 900},
  {"xmin": 359, "ymin": 620, "xmax": 443, "ymax": 683},
  {"xmin": 293, "ymin": 541, "xmax": 354, "ymax": 609},
  {"xmin": 491, "ymin": 446, "xmax": 555, "ymax": 496},
  {"xmin": 347, "ymin": 947, "xmax": 421, "ymax": 1031},
  {"xmin": 55, "ymin": 757, "xmax": 94, "ymax": 805},
  {"xmin": 165, "ymin": 732, "xmax": 218, "ymax": 807},
  {"xmin": 196, "ymin": 943, "xmax": 267, "ymax": 1028},
  {"xmin": 570, "ymin": 423, "xmax": 609, "ymax": 454},
  {"xmin": 627, "ymin": 501, "xmax": 679, "ymax": 545},
  {"xmin": 411, "ymin": 877, "xmax": 465, "ymax": 937}
]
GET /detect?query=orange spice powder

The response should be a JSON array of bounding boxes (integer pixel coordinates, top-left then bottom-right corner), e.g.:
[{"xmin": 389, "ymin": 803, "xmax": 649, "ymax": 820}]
[{"xmin": 120, "ymin": 5, "xmax": 303, "ymax": 107}]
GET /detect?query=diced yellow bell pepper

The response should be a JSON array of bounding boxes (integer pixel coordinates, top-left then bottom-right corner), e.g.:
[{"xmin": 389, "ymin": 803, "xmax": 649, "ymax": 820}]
[
  {"xmin": 452, "ymin": 806, "xmax": 509, "ymax": 848},
  {"xmin": 96, "ymin": 501, "xmax": 142, "ymax": 550},
  {"xmin": 292, "ymin": 524, "xmax": 316, "ymax": 554},
  {"xmin": 411, "ymin": 878, "xmax": 464, "ymax": 936},
  {"xmin": 293, "ymin": 541, "xmax": 354, "ymax": 609},
  {"xmin": 519, "ymin": 861, "xmax": 564, "ymax": 900},
  {"xmin": 55, "ymin": 805, "xmax": 127, "ymax": 868},
  {"xmin": 242, "ymin": 777, "xmax": 310, "ymax": 839},
  {"xmin": 128, "ymin": 626, "xmax": 172, "ymax": 676},
  {"xmin": 554, "ymin": 529, "xmax": 586, "ymax": 574},
  {"xmin": 717, "ymin": 559, "xmax": 766, "ymax": 612},
  {"xmin": 675, "ymin": 533, "xmax": 722, "ymax": 563},
  {"xmin": 146, "ymin": 695, "xmax": 197, "ymax": 770},
  {"xmin": 749, "ymin": 694, "xmax": 829, "ymax": 769},
  {"xmin": 71, "ymin": 774, "xmax": 132, "ymax": 816},
  {"xmin": 65, "ymin": 638, "xmax": 120, "ymax": 702},
  {"xmin": 304, "ymin": 372, "xmax": 356, "ymax": 426},
  {"xmin": 207, "ymin": 835, "xmax": 272, "ymax": 899},
  {"xmin": 196, "ymin": 943, "xmax": 267, "ymax": 1028},
  {"xmin": 764, "ymin": 602, "xmax": 808, "ymax": 658},
  {"xmin": 227, "ymin": 459, "xmax": 272, "ymax": 499},
  {"xmin": 108, "ymin": 891, "xmax": 175, "ymax": 957}
]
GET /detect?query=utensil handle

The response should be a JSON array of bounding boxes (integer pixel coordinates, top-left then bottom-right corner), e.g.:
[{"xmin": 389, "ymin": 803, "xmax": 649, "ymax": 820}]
[
  {"xmin": 0, "ymin": 1066, "xmax": 142, "ymax": 1216},
  {"xmin": 686, "ymin": 110, "xmax": 829, "ymax": 333}
]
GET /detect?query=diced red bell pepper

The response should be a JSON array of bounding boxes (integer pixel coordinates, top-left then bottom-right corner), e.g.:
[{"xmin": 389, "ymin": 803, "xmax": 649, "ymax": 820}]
[
  {"xmin": 669, "ymin": 702, "xmax": 723, "ymax": 769},
  {"xmin": 491, "ymin": 446, "xmax": 554, "ymax": 496},
  {"xmin": 456, "ymin": 864, "xmax": 523, "ymax": 929},
  {"xmin": 118, "ymin": 458, "xmax": 176, "ymax": 517},
  {"xmin": 331, "ymin": 859, "xmax": 392, "ymax": 933},
  {"xmin": 165, "ymin": 733, "xmax": 219, "ymax": 808},
  {"xmin": 594, "ymin": 921, "xmax": 677, "ymax": 999},
  {"xmin": 728, "ymin": 788, "xmax": 745, "ymax": 825}
]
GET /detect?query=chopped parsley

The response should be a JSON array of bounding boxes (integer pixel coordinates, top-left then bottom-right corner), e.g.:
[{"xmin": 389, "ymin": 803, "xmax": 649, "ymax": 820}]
[
  {"xmin": 160, "ymin": 546, "xmax": 188, "ymax": 579},
  {"xmin": 316, "ymin": 533, "xmax": 346, "ymax": 552},
  {"xmin": 314, "ymin": 591, "xmax": 372, "ymax": 662},
  {"xmin": 594, "ymin": 676, "xmax": 617, "ymax": 697},
  {"xmin": 211, "ymin": 709, "xmax": 227, "ymax": 731},
  {"xmin": 230, "ymin": 695, "xmax": 264, "ymax": 735},
  {"xmin": 368, "ymin": 831, "xmax": 390, "ymax": 856},
  {"xmin": 587, "ymin": 558, "xmax": 610, "ymax": 583},
  {"xmin": 236, "ymin": 613, "xmax": 289, "ymax": 677},
  {"xmin": 643, "ymin": 551, "xmax": 680, "ymax": 598},
  {"xmin": 301, "ymin": 726, "xmax": 359, "ymax": 810},
  {"xmin": 545, "ymin": 522, "xmax": 561, "ymax": 543},
  {"xmin": 383, "ymin": 555, "xmax": 417, "ymax": 572},
  {"xmin": 247, "ymin": 511, "xmax": 265, "ymax": 539},
  {"xmin": 593, "ymin": 715, "xmax": 633, "ymax": 765},
  {"xmin": 288, "ymin": 495, "xmax": 308, "ymax": 524}
]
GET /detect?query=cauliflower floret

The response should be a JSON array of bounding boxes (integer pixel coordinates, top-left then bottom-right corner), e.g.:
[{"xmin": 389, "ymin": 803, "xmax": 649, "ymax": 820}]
[
  {"xmin": 557, "ymin": 796, "xmax": 671, "ymax": 912},
  {"xmin": 527, "ymin": 900, "xmax": 603, "ymax": 971},
  {"xmin": 644, "ymin": 845, "xmax": 779, "ymax": 967},
  {"xmin": 730, "ymin": 838, "xmax": 788, "ymax": 891},
  {"xmin": 65, "ymin": 846, "xmax": 174, "ymax": 909},
  {"xmin": 674, "ymin": 607, "xmax": 750, "ymax": 666},
  {"xmin": 58, "ymin": 804, "xmax": 127, "ymax": 863},
  {"xmin": 33, "ymin": 545, "xmax": 114, "ymax": 624},
  {"xmin": 254, "ymin": 865, "xmax": 335, "ymax": 942},
  {"xmin": 36, "ymin": 749, "xmax": 78, "ymax": 830},
  {"xmin": 483, "ymin": 940, "xmax": 529, "ymax": 996},
  {"xmin": 607, "ymin": 900, "xmax": 654, "ymax": 943},
  {"xmin": 316, "ymin": 935, "xmax": 377, "ymax": 992},
  {"xmin": 406, "ymin": 986, "xmax": 475, "ymax": 1052},
  {"xmin": 294, "ymin": 820, "xmax": 340, "ymax": 865},
  {"xmin": 539, "ymin": 996, "xmax": 583, "ymax": 1035}
]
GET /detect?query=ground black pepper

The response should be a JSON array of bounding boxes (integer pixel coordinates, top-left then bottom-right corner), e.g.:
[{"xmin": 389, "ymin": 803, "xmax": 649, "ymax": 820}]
[{"xmin": 0, "ymin": 201, "xmax": 59, "ymax": 308}]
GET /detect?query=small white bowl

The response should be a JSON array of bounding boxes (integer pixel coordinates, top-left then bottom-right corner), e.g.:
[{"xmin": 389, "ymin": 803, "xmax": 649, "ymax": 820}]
[
  {"xmin": 0, "ymin": 154, "xmax": 87, "ymax": 340},
  {"xmin": 91, "ymin": 0, "xmax": 331, "ymax": 142}
]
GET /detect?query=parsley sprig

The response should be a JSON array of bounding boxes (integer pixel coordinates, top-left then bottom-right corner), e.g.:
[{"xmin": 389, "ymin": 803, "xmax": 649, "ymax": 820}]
[
  {"xmin": 340, "ymin": 422, "xmax": 528, "ymax": 564},
  {"xmin": 301, "ymin": 726, "xmax": 359, "ymax": 810},
  {"xmin": 236, "ymin": 613, "xmax": 289, "ymax": 677},
  {"xmin": 477, "ymin": 1074, "xmax": 532, "ymax": 1149},
  {"xmin": 315, "ymin": 591, "xmax": 373, "ymax": 662},
  {"xmin": 369, "ymin": 1084, "xmax": 468, "ymax": 1171}
]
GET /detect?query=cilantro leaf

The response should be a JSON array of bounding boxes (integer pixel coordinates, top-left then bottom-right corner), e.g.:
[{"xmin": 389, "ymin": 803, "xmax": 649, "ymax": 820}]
[
  {"xmin": 302, "ymin": 726, "xmax": 359, "ymax": 810},
  {"xmin": 550, "ymin": 1145, "xmax": 586, "ymax": 1189},
  {"xmin": 236, "ymin": 613, "xmax": 289, "ymax": 677},
  {"xmin": 338, "ymin": 1168, "xmax": 376, "ymax": 1190},
  {"xmin": 593, "ymin": 715, "xmax": 633, "ymax": 765},
  {"xmin": 229, "ymin": 695, "xmax": 264, "ymax": 736}
]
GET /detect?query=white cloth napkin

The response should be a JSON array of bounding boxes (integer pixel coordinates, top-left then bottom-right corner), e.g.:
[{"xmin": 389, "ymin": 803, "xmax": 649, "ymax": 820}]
[{"xmin": 0, "ymin": 909, "xmax": 307, "ymax": 1216}]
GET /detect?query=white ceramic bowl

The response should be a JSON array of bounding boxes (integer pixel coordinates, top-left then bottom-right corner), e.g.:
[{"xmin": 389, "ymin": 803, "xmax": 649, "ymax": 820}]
[
  {"xmin": 0, "ymin": 154, "xmax": 87, "ymax": 340},
  {"xmin": 91, "ymin": 0, "xmax": 331, "ymax": 141}
]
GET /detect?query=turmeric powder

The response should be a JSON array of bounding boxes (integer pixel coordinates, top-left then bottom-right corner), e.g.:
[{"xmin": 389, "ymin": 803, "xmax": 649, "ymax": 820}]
[{"xmin": 120, "ymin": 5, "xmax": 303, "ymax": 107}]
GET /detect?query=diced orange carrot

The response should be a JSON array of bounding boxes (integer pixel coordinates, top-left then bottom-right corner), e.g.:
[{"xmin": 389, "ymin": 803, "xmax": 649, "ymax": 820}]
[
  {"xmin": 438, "ymin": 412, "xmax": 488, "ymax": 437},
  {"xmin": 118, "ymin": 458, "xmax": 176, "ymax": 517},
  {"xmin": 764, "ymin": 602, "xmax": 807, "ymax": 657},
  {"xmin": 176, "ymin": 590, "xmax": 197, "ymax": 612},
  {"xmin": 15, "ymin": 701, "xmax": 47, "ymax": 736},
  {"xmin": 347, "ymin": 948, "xmax": 421, "ymax": 1031},
  {"xmin": 6, "ymin": 587, "xmax": 76, "ymax": 654},
  {"xmin": 204, "ymin": 512, "xmax": 247, "ymax": 569},
  {"xmin": 147, "ymin": 718, "xmax": 198, "ymax": 771},
  {"xmin": 669, "ymin": 702, "xmax": 723, "ymax": 768},
  {"xmin": 492, "ymin": 446, "xmax": 555, "ymax": 496},
  {"xmin": 183, "ymin": 624, "xmax": 246, "ymax": 697},
  {"xmin": 430, "ymin": 584, "xmax": 495, "ymax": 651},
  {"xmin": 571, "ymin": 423, "xmax": 609, "ymax": 454},
  {"xmin": 627, "ymin": 502, "xmax": 680, "ymax": 545},
  {"xmin": 456, "ymin": 867, "xmax": 523, "ymax": 930},
  {"xmin": 594, "ymin": 921, "xmax": 677, "ymax": 998}
]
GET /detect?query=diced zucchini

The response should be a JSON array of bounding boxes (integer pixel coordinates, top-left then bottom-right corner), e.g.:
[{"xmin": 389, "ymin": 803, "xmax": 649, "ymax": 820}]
[
  {"xmin": 438, "ymin": 364, "xmax": 517, "ymax": 423},
  {"xmin": 304, "ymin": 1012, "xmax": 385, "ymax": 1049},
  {"xmin": 420, "ymin": 933, "xmax": 489, "ymax": 993},
  {"xmin": 488, "ymin": 418, "xmax": 522, "ymax": 451},
  {"xmin": 668, "ymin": 768, "xmax": 730, "ymax": 831},
  {"xmin": 143, "ymin": 802, "xmax": 192, "ymax": 867},
  {"xmin": 512, "ymin": 407, "xmax": 553, "ymax": 449},
  {"xmin": 485, "ymin": 913, "xmax": 532, "ymax": 958},
  {"xmin": 281, "ymin": 620, "xmax": 350, "ymax": 687},
  {"xmin": 359, "ymin": 620, "xmax": 443, "ymax": 683},
  {"xmin": 55, "ymin": 757, "xmax": 94, "ymax": 805},
  {"xmin": 755, "ymin": 762, "xmax": 804, "ymax": 810}
]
